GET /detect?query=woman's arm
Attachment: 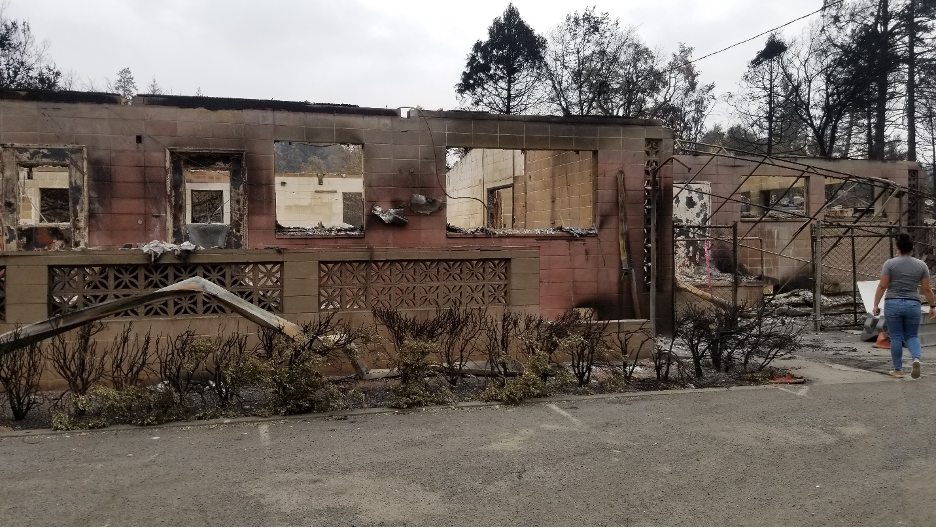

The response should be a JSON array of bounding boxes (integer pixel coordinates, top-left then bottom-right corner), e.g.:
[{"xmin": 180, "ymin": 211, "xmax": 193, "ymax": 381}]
[
  {"xmin": 922, "ymin": 277, "xmax": 936, "ymax": 320},
  {"xmin": 873, "ymin": 275, "xmax": 889, "ymax": 316}
]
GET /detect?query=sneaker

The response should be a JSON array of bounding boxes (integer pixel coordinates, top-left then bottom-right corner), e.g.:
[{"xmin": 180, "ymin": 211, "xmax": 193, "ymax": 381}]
[
  {"xmin": 889, "ymin": 370, "xmax": 905, "ymax": 378},
  {"xmin": 911, "ymin": 360, "xmax": 921, "ymax": 379}
]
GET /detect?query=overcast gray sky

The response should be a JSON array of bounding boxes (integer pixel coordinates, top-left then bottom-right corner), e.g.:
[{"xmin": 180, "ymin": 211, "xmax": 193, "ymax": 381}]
[{"xmin": 9, "ymin": 0, "xmax": 821, "ymax": 126}]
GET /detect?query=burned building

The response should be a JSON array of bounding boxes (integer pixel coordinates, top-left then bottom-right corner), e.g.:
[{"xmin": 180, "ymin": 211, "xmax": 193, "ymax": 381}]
[
  {"xmin": 671, "ymin": 143, "xmax": 925, "ymax": 328},
  {"xmin": 0, "ymin": 90, "xmax": 674, "ymax": 380}
]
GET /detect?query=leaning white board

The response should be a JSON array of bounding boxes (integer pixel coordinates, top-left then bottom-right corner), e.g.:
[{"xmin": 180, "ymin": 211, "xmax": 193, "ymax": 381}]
[
  {"xmin": 857, "ymin": 279, "xmax": 929, "ymax": 315},
  {"xmin": 857, "ymin": 281, "xmax": 882, "ymax": 315}
]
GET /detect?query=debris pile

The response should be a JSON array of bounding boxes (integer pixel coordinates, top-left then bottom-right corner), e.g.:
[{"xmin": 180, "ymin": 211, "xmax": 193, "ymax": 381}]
[
  {"xmin": 771, "ymin": 289, "xmax": 863, "ymax": 316},
  {"xmin": 138, "ymin": 240, "xmax": 199, "ymax": 264},
  {"xmin": 446, "ymin": 224, "xmax": 597, "ymax": 237},
  {"xmin": 276, "ymin": 222, "xmax": 363, "ymax": 236}
]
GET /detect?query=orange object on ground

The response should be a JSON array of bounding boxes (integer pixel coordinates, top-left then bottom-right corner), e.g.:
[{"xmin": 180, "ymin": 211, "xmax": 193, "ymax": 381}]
[{"xmin": 874, "ymin": 332, "xmax": 891, "ymax": 348}]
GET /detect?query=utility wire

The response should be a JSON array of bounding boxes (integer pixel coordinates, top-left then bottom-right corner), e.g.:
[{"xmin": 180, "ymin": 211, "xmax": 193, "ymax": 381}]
[{"xmin": 690, "ymin": 0, "xmax": 846, "ymax": 64}]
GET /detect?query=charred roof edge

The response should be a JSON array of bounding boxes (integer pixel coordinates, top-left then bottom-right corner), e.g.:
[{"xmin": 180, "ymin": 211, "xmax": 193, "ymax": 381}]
[{"xmin": 0, "ymin": 89, "xmax": 123, "ymax": 104}]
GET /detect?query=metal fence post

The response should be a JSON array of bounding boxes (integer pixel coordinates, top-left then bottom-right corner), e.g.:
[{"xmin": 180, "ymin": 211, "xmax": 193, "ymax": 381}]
[
  {"xmin": 813, "ymin": 222, "xmax": 823, "ymax": 332},
  {"xmin": 850, "ymin": 227, "xmax": 859, "ymax": 326},
  {"xmin": 732, "ymin": 221, "xmax": 739, "ymax": 312}
]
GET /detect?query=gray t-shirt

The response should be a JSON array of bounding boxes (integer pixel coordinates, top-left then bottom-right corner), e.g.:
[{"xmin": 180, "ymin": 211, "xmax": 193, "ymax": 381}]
[{"xmin": 882, "ymin": 255, "xmax": 930, "ymax": 301}]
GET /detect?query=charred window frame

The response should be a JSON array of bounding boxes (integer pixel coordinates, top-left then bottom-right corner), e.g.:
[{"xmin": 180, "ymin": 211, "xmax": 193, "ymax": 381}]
[
  {"xmin": 0, "ymin": 145, "xmax": 87, "ymax": 251},
  {"xmin": 273, "ymin": 142, "xmax": 364, "ymax": 237},
  {"xmin": 167, "ymin": 149, "xmax": 245, "ymax": 249}
]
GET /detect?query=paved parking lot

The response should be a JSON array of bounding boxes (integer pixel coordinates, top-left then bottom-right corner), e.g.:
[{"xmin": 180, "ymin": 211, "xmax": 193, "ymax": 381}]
[{"xmin": 1, "ymin": 353, "xmax": 935, "ymax": 526}]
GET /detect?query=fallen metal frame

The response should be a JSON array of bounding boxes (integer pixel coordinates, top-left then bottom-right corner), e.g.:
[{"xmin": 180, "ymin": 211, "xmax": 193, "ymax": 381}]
[{"xmin": 0, "ymin": 276, "xmax": 371, "ymax": 378}]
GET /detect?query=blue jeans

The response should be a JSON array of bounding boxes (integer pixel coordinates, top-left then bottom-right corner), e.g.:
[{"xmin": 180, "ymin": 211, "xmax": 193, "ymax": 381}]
[{"xmin": 884, "ymin": 298, "xmax": 923, "ymax": 371}]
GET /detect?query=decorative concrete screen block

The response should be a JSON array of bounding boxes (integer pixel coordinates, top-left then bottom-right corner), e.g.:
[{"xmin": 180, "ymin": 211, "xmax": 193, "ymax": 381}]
[
  {"xmin": 319, "ymin": 259, "xmax": 509, "ymax": 311},
  {"xmin": 48, "ymin": 263, "xmax": 283, "ymax": 317}
]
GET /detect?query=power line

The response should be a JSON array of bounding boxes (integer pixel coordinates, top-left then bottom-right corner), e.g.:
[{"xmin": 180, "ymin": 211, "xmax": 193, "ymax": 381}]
[{"xmin": 690, "ymin": 0, "xmax": 846, "ymax": 64}]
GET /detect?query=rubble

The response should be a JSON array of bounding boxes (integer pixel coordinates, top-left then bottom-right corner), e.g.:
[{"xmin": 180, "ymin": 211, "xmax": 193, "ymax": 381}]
[
  {"xmin": 445, "ymin": 224, "xmax": 598, "ymax": 237},
  {"xmin": 276, "ymin": 222, "xmax": 363, "ymax": 236}
]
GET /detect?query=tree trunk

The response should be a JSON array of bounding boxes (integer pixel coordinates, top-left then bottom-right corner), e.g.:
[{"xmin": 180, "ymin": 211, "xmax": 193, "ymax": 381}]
[
  {"xmin": 907, "ymin": 0, "xmax": 916, "ymax": 161},
  {"xmin": 872, "ymin": 0, "xmax": 890, "ymax": 160},
  {"xmin": 767, "ymin": 61, "xmax": 775, "ymax": 156}
]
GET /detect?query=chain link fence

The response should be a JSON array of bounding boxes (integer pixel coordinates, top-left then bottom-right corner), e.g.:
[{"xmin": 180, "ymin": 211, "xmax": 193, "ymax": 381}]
[
  {"xmin": 811, "ymin": 224, "xmax": 936, "ymax": 329},
  {"xmin": 811, "ymin": 223, "xmax": 895, "ymax": 329}
]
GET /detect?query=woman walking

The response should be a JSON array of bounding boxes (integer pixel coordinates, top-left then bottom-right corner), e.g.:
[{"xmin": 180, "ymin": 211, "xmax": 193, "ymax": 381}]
[{"xmin": 873, "ymin": 233, "xmax": 936, "ymax": 378}]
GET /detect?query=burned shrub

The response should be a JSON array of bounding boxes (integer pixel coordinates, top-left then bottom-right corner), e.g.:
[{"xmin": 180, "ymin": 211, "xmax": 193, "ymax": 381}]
[
  {"xmin": 517, "ymin": 312, "xmax": 580, "ymax": 372},
  {"xmin": 371, "ymin": 305, "xmax": 446, "ymax": 374},
  {"xmin": 481, "ymin": 349, "xmax": 552, "ymax": 404},
  {"xmin": 481, "ymin": 309, "xmax": 522, "ymax": 386},
  {"xmin": 603, "ymin": 320, "xmax": 652, "ymax": 387},
  {"xmin": 51, "ymin": 385, "xmax": 182, "ymax": 430},
  {"xmin": 105, "ymin": 323, "xmax": 154, "ymax": 391},
  {"xmin": 733, "ymin": 301, "xmax": 802, "ymax": 372},
  {"xmin": 47, "ymin": 322, "xmax": 107, "ymax": 397},
  {"xmin": 674, "ymin": 299, "xmax": 802, "ymax": 378},
  {"xmin": 675, "ymin": 304, "xmax": 718, "ymax": 379},
  {"xmin": 371, "ymin": 305, "xmax": 442, "ymax": 384},
  {"xmin": 386, "ymin": 339, "xmax": 453, "ymax": 409},
  {"xmin": 157, "ymin": 329, "xmax": 212, "ymax": 406},
  {"xmin": 0, "ymin": 338, "xmax": 43, "ymax": 421},
  {"xmin": 558, "ymin": 314, "xmax": 610, "ymax": 387},
  {"xmin": 371, "ymin": 306, "xmax": 456, "ymax": 408},
  {"xmin": 268, "ymin": 314, "xmax": 367, "ymax": 415},
  {"xmin": 201, "ymin": 325, "xmax": 269, "ymax": 409},
  {"xmin": 436, "ymin": 302, "xmax": 485, "ymax": 386}
]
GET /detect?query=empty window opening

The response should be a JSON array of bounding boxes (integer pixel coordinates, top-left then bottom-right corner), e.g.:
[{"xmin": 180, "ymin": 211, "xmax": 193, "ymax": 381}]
[
  {"xmin": 19, "ymin": 166, "xmax": 70, "ymax": 225},
  {"xmin": 184, "ymin": 170, "xmax": 231, "ymax": 224},
  {"xmin": 446, "ymin": 148, "xmax": 596, "ymax": 234},
  {"xmin": 740, "ymin": 176, "xmax": 806, "ymax": 219},
  {"xmin": 274, "ymin": 142, "xmax": 364, "ymax": 236},
  {"xmin": 824, "ymin": 178, "xmax": 877, "ymax": 218},
  {"xmin": 168, "ymin": 150, "xmax": 244, "ymax": 249}
]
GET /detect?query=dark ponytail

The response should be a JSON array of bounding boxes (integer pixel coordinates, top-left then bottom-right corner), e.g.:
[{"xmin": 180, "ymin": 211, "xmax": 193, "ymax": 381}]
[{"xmin": 896, "ymin": 232, "xmax": 914, "ymax": 254}]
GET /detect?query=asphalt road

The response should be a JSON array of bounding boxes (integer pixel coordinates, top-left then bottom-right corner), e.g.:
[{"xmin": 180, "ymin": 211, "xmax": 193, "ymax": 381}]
[{"xmin": 1, "ymin": 359, "xmax": 935, "ymax": 526}]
